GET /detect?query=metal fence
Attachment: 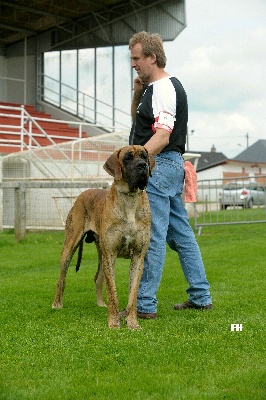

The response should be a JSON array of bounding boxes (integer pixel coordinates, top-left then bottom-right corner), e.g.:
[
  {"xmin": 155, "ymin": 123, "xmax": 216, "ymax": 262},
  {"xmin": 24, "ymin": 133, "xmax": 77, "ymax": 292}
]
[
  {"xmin": 2, "ymin": 175, "xmax": 265, "ymax": 241},
  {"xmin": 195, "ymin": 175, "xmax": 266, "ymax": 234},
  {"xmin": 0, "ymin": 132, "xmax": 201, "ymax": 238},
  {"xmin": 0, "ymin": 132, "xmax": 129, "ymax": 239},
  {"xmin": 2, "ymin": 136, "xmax": 265, "ymax": 240},
  {"xmin": 0, "ymin": 180, "xmax": 110, "ymax": 241}
]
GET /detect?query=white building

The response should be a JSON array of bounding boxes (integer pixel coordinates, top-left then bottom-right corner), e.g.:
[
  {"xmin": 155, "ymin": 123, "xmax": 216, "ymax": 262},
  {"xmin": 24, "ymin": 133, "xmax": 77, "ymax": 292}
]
[
  {"xmin": 190, "ymin": 140, "xmax": 266, "ymax": 182},
  {"xmin": 189, "ymin": 140, "xmax": 266, "ymax": 203}
]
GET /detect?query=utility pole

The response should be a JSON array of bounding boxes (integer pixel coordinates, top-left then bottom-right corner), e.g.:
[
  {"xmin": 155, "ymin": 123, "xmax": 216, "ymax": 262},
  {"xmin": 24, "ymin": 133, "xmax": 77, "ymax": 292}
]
[
  {"xmin": 245, "ymin": 132, "xmax": 249, "ymax": 148},
  {"xmin": 186, "ymin": 129, "xmax": 194, "ymax": 152}
]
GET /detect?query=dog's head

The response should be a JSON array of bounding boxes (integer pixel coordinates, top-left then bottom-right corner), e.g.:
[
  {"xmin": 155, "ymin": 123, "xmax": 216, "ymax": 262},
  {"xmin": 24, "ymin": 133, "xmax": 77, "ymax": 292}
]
[{"xmin": 104, "ymin": 145, "xmax": 156, "ymax": 192}]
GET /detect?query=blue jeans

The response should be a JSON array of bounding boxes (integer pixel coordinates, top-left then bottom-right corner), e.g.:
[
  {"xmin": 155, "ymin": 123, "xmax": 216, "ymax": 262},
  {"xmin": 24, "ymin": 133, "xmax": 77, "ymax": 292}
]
[{"xmin": 137, "ymin": 151, "xmax": 212, "ymax": 313}]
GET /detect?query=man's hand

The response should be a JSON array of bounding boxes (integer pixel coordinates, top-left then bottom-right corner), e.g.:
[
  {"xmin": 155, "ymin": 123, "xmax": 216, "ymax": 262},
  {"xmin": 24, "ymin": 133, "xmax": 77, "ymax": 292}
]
[
  {"xmin": 133, "ymin": 77, "xmax": 146, "ymax": 94},
  {"xmin": 131, "ymin": 77, "xmax": 146, "ymax": 119}
]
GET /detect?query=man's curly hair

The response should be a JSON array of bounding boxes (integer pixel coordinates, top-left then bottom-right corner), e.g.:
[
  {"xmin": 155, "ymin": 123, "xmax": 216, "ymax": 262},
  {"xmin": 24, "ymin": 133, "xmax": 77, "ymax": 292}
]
[{"xmin": 129, "ymin": 31, "xmax": 167, "ymax": 68}]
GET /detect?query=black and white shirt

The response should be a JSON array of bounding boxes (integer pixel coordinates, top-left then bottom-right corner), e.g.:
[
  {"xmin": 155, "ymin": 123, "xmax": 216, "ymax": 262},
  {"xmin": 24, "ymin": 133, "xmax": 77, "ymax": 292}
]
[{"xmin": 129, "ymin": 76, "xmax": 188, "ymax": 154}]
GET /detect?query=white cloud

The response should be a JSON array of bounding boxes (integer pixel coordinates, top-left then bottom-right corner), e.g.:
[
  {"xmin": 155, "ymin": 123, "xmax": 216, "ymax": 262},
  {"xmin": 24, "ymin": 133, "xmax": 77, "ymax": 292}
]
[
  {"xmin": 165, "ymin": 0, "xmax": 266, "ymax": 157},
  {"xmin": 187, "ymin": 112, "xmax": 254, "ymax": 158}
]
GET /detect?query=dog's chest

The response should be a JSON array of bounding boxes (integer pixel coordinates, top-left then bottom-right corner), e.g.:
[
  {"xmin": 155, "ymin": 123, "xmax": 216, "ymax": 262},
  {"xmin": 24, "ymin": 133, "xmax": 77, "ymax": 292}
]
[
  {"xmin": 117, "ymin": 210, "xmax": 140, "ymax": 258},
  {"xmin": 114, "ymin": 204, "xmax": 148, "ymax": 258},
  {"xmin": 102, "ymin": 191, "xmax": 150, "ymax": 258},
  {"xmin": 118, "ymin": 234, "xmax": 134, "ymax": 258}
]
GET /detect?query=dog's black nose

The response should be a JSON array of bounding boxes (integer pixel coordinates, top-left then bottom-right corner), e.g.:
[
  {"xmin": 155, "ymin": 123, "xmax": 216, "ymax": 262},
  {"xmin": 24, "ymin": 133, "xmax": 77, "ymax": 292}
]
[{"xmin": 136, "ymin": 160, "xmax": 147, "ymax": 170}]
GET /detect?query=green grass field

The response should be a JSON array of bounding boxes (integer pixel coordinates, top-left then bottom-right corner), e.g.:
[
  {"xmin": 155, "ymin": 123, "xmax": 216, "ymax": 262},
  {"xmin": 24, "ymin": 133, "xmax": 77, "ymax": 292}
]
[{"xmin": 0, "ymin": 224, "xmax": 265, "ymax": 399}]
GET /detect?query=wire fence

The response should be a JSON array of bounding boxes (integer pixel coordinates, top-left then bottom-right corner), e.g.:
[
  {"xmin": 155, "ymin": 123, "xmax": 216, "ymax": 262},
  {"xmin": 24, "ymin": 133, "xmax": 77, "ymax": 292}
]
[
  {"xmin": 0, "ymin": 181, "xmax": 110, "ymax": 241},
  {"xmin": 195, "ymin": 175, "xmax": 266, "ymax": 234},
  {"xmin": 1, "ymin": 131, "xmax": 129, "ymax": 239},
  {"xmin": 1, "ymin": 175, "xmax": 265, "ymax": 241},
  {"xmin": 1, "ymin": 132, "xmax": 265, "ymax": 239}
]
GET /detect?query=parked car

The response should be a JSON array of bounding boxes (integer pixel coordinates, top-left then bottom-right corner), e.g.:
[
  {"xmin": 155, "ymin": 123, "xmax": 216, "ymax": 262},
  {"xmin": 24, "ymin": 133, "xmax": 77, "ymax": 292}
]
[{"xmin": 220, "ymin": 183, "xmax": 266, "ymax": 209}]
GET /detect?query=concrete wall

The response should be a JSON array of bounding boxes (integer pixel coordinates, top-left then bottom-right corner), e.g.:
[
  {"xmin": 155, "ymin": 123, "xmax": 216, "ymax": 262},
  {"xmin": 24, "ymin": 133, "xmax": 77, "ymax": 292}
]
[
  {"xmin": 0, "ymin": 55, "xmax": 8, "ymax": 100},
  {"xmin": 0, "ymin": 37, "xmax": 37, "ymax": 106}
]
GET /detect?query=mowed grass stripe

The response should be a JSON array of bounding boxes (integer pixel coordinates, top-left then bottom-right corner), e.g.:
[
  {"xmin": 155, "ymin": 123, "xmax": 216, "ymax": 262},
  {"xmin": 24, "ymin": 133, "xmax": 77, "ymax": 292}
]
[{"xmin": 0, "ymin": 224, "xmax": 265, "ymax": 399}]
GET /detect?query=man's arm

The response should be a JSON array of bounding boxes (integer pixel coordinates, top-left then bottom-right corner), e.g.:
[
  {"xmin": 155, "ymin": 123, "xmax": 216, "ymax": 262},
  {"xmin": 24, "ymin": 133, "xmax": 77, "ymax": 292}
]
[
  {"xmin": 144, "ymin": 128, "xmax": 170, "ymax": 156},
  {"xmin": 131, "ymin": 91, "xmax": 142, "ymax": 120},
  {"xmin": 131, "ymin": 77, "xmax": 146, "ymax": 119},
  {"xmin": 145, "ymin": 110, "xmax": 175, "ymax": 155}
]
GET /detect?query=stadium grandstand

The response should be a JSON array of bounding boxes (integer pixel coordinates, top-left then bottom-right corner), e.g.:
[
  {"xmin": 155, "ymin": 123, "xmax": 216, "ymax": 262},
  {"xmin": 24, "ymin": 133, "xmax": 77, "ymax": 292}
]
[{"xmin": 0, "ymin": 0, "xmax": 187, "ymax": 236}]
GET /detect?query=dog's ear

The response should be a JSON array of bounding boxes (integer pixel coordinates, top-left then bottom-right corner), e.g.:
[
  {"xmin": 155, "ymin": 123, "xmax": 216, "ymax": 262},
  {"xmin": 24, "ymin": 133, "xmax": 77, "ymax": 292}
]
[
  {"xmin": 144, "ymin": 147, "xmax": 156, "ymax": 177},
  {"xmin": 103, "ymin": 150, "xmax": 122, "ymax": 180}
]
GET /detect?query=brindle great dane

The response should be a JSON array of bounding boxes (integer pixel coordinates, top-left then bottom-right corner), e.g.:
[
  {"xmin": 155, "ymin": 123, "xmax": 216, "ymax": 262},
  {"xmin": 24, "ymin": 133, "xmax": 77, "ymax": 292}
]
[{"xmin": 52, "ymin": 145, "xmax": 155, "ymax": 330}]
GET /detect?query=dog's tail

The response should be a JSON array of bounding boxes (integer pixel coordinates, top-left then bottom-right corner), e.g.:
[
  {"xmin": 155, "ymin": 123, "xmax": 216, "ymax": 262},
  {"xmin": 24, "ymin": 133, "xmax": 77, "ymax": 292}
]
[
  {"xmin": 75, "ymin": 240, "xmax": 84, "ymax": 272},
  {"xmin": 76, "ymin": 231, "xmax": 95, "ymax": 272}
]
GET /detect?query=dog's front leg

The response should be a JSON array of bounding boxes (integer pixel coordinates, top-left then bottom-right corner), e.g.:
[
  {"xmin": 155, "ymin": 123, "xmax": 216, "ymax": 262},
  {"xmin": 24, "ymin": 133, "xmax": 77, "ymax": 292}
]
[
  {"xmin": 125, "ymin": 254, "xmax": 145, "ymax": 330},
  {"xmin": 102, "ymin": 252, "xmax": 120, "ymax": 328}
]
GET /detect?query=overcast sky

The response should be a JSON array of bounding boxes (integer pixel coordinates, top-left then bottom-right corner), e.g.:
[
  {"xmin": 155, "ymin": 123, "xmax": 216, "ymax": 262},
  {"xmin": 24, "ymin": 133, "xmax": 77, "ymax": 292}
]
[{"xmin": 164, "ymin": 0, "xmax": 266, "ymax": 158}]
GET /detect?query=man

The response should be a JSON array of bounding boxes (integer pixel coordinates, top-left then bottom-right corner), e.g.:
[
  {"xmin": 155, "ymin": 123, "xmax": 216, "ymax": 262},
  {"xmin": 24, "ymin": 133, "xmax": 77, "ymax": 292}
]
[{"xmin": 129, "ymin": 31, "xmax": 213, "ymax": 319}]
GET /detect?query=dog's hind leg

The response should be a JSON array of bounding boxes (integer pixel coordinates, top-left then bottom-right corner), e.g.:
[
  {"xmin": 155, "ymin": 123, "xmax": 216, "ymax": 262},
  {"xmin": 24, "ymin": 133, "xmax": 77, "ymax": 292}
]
[
  {"xmin": 52, "ymin": 218, "xmax": 84, "ymax": 309},
  {"xmin": 94, "ymin": 241, "xmax": 106, "ymax": 307},
  {"xmin": 52, "ymin": 245, "xmax": 77, "ymax": 309}
]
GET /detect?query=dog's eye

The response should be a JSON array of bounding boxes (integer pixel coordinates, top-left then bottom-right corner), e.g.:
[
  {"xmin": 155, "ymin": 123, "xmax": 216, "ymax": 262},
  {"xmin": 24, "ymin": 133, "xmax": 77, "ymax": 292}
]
[
  {"xmin": 123, "ymin": 152, "xmax": 134, "ymax": 162},
  {"xmin": 140, "ymin": 152, "xmax": 148, "ymax": 161}
]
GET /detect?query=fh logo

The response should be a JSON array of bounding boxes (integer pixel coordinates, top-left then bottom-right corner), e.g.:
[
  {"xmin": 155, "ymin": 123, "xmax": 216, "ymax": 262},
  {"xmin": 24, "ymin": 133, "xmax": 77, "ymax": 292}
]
[{"xmin": 231, "ymin": 324, "xmax": 243, "ymax": 332}]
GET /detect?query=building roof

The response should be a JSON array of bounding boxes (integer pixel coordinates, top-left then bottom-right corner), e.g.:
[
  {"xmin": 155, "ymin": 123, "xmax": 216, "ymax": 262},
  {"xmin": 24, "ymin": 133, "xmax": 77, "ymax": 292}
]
[
  {"xmin": 187, "ymin": 150, "xmax": 228, "ymax": 172},
  {"xmin": 0, "ymin": 0, "xmax": 186, "ymax": 50},
  {"xmin": 187, "ymin": 140, "xmax": 266, "ymax": 171},
  {"xmin": 233, "ymin": 139, "xmax": 266, "ymax": 163}
]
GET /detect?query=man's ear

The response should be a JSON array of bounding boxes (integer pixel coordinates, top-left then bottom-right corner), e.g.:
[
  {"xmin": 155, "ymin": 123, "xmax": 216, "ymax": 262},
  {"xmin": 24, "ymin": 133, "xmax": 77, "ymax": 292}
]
[
  {"xmin": 103, "ymin": 150, "xmax": 122, "ymax": 180},
  {"xmin": 150, "ymin": 53, "xmax": 157, "ymax": 65}
]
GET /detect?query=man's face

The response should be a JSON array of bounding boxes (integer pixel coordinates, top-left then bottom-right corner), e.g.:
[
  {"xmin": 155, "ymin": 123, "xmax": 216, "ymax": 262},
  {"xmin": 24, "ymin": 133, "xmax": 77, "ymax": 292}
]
[{"xmin": 130, "ymin": 43, "xmax": 154, "ymax": 84}]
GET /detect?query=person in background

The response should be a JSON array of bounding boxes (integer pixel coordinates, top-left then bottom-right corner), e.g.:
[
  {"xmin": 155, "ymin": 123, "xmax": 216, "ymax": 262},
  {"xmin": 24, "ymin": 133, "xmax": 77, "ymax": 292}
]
[{"xmin": 129, "ymin": 31, "xmax": 213, "ymax": 319}]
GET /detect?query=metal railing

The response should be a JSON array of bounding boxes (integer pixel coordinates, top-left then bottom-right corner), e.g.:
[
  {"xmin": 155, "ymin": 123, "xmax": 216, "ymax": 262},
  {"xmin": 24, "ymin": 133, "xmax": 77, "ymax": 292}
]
[
  {"xmin": 195, "ymin": 175, "xmax": 266, "ymax": 234},
  {"xmin": 0, "ymin": 104, "xmax": 126, "ymax": 152},
  {"xmin": 0, "ymin": 104, "xmax": 127, "ymax": 185},
  {"xmin": 40, "ymin": 74, "xmax": 131, "ymax": 130}
]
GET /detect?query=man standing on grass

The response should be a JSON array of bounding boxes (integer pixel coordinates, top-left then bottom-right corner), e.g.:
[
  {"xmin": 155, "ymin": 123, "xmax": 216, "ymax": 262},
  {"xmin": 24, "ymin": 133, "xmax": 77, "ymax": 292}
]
[{"xmin": 129, "ymin": 31, "xmax": 213, "ymax": 319}]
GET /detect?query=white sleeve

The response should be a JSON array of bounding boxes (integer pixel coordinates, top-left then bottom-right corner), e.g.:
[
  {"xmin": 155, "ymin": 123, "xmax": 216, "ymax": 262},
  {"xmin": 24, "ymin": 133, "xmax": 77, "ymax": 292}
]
[{"xmin": 152, "ymin": 78, "xmax": 176, "ymax": 119}]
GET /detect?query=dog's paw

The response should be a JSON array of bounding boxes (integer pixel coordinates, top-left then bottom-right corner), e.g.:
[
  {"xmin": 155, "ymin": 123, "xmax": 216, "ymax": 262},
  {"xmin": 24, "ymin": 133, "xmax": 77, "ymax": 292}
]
[
  {"xmin": 108, "ymin": 315, "xmax": 121, "ymax": 329},
  {"xmin": 97, "ymin": 300, "xmax": 107, "ymax": 307},
  {"xmin": 108, "ymin": 322, "xmax": 121, "ymax": 329},
  {"xmin": 126, "ymin": 320, "xmax": 142, "ymax": 330},
  {"xmin": 118, "ymin": 309, "xmax": 127, "ymax": 319},
  {"xmin": 51, "ymin": 301, "xmax": 63, "ymax": 309}
]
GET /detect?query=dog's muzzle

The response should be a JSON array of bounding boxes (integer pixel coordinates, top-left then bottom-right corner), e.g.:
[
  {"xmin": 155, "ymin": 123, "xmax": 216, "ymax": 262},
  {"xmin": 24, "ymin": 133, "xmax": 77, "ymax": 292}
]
[
  {"xmin": 136, "ymin": 159, "xmax": 148, "ymax": 171},
  {"xmin": 127, "ymin": 160, "xmax": 149, "ymax": 193}
]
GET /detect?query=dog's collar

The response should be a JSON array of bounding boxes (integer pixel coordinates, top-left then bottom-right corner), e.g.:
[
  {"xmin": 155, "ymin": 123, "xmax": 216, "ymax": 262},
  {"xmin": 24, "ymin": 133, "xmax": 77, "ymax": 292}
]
[
  {"xmin": 128, "ymin": 188, "xmax": 146, "ymax": 196},
  {"xmin": 120, "ymin": 188, "xmax": 146, "ymax": 196}
]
